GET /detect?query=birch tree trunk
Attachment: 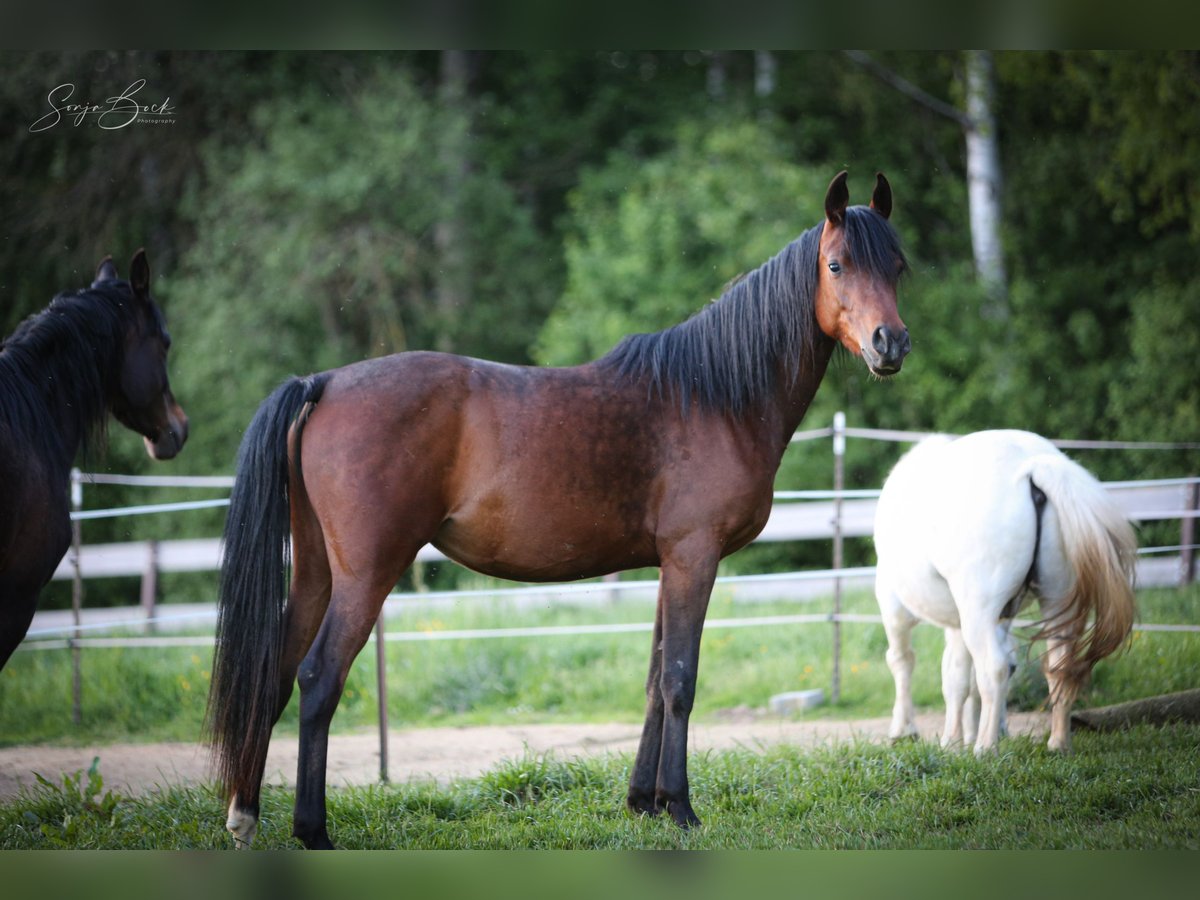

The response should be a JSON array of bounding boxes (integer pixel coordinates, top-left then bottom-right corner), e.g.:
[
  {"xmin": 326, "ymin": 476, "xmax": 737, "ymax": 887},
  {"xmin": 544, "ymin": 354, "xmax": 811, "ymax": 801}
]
[
  {"xmin": 754, "ymin": 51, "xmax": 777, "ymax": 98},
  {"xmin": 843, "ymin": 50, "xmax": 1010, "ymax": 309},
  {"xmin": 964, "ymin": 50, "xmax": 1007, "ymax": 311},
  {"xmin": 434, "ymin": 49, "xmax": 471, "ymax": 353}
]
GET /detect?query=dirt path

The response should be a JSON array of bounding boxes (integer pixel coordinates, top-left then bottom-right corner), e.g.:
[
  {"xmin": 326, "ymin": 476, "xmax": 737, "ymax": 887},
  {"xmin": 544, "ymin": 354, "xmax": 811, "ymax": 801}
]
[{"xmin": 0, "ymin": 712, "xmax": 1047, "ymax": 800}]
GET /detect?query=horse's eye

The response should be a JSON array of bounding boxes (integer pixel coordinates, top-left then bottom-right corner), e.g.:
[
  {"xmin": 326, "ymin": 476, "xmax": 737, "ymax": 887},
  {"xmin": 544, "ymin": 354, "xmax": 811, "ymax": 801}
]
[{"xmin": 827, "ymin": 261, "xmax": 841, "ymax": 275}]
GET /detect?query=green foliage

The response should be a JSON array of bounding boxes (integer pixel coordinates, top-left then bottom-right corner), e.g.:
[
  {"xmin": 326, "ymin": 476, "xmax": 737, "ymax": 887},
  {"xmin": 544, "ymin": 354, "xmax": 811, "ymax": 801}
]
[
  {"xmin": 534, "ymin": 119, "xmax": 831, "ymax": 366},
  {"xmin": 1109, "ymin": 279, "xmax": 1200, "ymax": 475},
  {"xmin": 3, "ymin": 51, "xmax": 1200, "ymax": 607},
  {"xmin": 1064, "ymin": 52, "xmax": 1200, "ymax": 240},
  {"xmin": 23, "ymin": 757, "xmax": 122, "ymax": 848},
  {"xmin": 169, "ymin": 66, "xmax": 555, "ymax": 476}
]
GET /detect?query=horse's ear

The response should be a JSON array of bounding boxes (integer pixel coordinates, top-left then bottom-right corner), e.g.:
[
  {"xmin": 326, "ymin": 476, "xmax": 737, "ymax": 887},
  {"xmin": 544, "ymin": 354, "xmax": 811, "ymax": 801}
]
[
  {"xmin": 93, "ymin": 256, "xmax": 119, "ymax": 285},
  {"xmin": 870, "ymin": 172, "xmax": 893, "ymax": 220},
  {"xmin": 825, "ymin": 170, "xmax": 849, "ymax": 227},
  {"xmin": 129, "ymin": 249, "xmax": 151, "ymax": 298}
]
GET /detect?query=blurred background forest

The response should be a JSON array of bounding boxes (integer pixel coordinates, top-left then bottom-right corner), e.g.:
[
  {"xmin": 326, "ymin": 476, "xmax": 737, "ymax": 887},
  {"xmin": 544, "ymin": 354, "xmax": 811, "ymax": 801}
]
[{"xmin": 1, "ymin": 50, "xmax": 1197, "ymax": 606}]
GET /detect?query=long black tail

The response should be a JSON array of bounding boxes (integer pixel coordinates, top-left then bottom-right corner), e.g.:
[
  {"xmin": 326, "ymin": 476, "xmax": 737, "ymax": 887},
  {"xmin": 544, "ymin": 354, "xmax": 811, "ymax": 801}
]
[{"xmin": 206, "ymin": 373, "xmax": 328, "ymax": 801}]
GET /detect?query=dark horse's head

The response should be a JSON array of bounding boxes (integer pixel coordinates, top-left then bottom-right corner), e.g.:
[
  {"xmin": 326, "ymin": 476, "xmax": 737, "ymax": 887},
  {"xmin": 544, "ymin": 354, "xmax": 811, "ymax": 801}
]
[
  {"xmin": 813, "ymin": 171, "xmax": 910, "ymax": 377},
  {"xmin": 94, "ymin": 251, "xmax": 189, "ymax": 459}
]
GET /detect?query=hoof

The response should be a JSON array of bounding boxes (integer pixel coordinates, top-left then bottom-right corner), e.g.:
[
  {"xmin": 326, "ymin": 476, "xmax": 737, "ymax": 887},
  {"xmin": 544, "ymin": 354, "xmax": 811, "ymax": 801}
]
[
  {"xmin": 226, "ymin": 802, "xmax": 258, "ymax": 850},
  {"xmin": 626, "ymin": 792, "xmax": 662, "ymax": 818},
  {"xmin": 294, "ymin": 825, "xmax": 336, "ymax": 850},
  {"xmin": 300, "ymin": 834, "xmax": 336, "ymax": 850},
  {"xmin": 665, "ymin": 799, "xmax": 702, "ymax": 830},
  {"xmin": 889, "ymin": 731, "xmax": 919, "ymax": 744}
]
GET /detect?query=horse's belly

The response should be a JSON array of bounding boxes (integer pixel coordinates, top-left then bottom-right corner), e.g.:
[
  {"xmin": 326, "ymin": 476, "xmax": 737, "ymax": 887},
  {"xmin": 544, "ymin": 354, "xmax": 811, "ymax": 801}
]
[{"xmin": 432, "ymin": 515, "xmax": 657, "ymax": 584}]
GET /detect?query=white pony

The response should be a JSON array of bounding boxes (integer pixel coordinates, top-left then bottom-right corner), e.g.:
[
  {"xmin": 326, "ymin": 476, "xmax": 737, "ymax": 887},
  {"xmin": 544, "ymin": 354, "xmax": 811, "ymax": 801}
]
[{"xmin": 873, "ymin": 430, "xmax": 1136, "ymax": 755}]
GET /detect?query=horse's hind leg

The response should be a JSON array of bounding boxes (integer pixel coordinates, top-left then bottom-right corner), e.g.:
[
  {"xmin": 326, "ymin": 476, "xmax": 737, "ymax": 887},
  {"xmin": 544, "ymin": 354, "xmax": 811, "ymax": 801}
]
[
  {"xmin": 959, "ymin": 609, "xmax": 1013, "ymax": 755},
  {"xmin": 879, "ymin": 593, "xmax": 919, "ymax": 741},
  {"xmin": 1038, "ymin": 608, "xmax": 1081, "ymax": 753},
  {"xmin": 291, "ymin": 555, "xmax": 411, "ymax": 850},
  {"xmin": 226, "ymin": 504, "xmax": 332, "ymax": 849},
  {"xmin": 939, "ymin": 627, "xmax": 973, "ymax": 748},
  {"xmin": 962, "ymin": 660, "xmax": 981, "ymax": 747}
]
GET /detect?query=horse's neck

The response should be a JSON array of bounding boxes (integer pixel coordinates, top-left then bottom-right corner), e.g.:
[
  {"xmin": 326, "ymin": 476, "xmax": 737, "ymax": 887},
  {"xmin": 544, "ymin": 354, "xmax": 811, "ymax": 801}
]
[
  {"xmin": 9, "ymin": 323, "xmax": 110, "ymax": 467},
  {"xmin": 761, "ymin": 336, "xmax": 836, "ymax": 451}
]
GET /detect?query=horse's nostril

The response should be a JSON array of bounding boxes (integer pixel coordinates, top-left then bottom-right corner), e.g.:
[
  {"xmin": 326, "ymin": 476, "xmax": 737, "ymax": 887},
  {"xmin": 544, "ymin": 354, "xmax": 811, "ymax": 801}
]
[{"xmin": 872, "ymin": 326, "xmax": 890, "ymax": 354}]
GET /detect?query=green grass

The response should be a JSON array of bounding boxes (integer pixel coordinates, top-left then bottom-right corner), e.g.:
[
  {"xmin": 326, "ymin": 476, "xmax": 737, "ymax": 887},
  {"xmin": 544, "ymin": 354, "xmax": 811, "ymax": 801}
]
[
  {"xmin": 2, "ymin": 584, "xmax": 1197, "ymax": 850},
  {"xmin": 2, "ymin": 724, "xmax": 1197, "ymax": 849},
  {"xmin": 2, "ymin": 584, "xmax": 1198, "ymax": 747}
]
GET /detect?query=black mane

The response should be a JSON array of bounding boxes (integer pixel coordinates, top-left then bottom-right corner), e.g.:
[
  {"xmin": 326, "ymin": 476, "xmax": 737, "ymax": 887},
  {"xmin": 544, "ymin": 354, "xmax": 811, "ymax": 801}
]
[
  {"xmin": 599, "ymin": 205, "xmax": 906, "ymax": 415},
  {"xmin": 0, "ymin": 280, "xmax": 146, "ymax": 467}
]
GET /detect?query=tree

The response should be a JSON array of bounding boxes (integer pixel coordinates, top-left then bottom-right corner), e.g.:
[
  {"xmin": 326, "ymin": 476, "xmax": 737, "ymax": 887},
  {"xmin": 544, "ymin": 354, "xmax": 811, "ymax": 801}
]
[
  {"xmin": 170, "ymin": 66, "xmax": 555, "ymax": 475},
  {"xmin": 535, "ymin": 119, "xmax": 833, "ymax": 367},
  {"xmin": 844, "ymin": 51, "xmax": 1008, "ymax": 305}
]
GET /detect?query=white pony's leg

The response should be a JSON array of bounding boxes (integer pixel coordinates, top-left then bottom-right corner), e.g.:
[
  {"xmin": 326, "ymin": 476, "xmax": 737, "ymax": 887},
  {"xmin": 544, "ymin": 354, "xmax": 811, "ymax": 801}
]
[
  {"xmin": 997, "ymin": 626, "xmax": 1017, "ymax": 738},
  {"xmin": 1035, "ymin": 532, "xmax": 1083, "ymax": 754},
  {"xmin": 963, "ymin": 661, "xmax": 981, "ymax": 746},
  {"xmin": 960, "ymin": 613, "xmax": 1012, "ymax": 755},
  {"xmin": 880, "ymin": 598, "xmax": 920, "ymax": 740},
  {"xmin": 226, "ymin": 795, "xmax": 258, "ymax": 849},
  {"xmin": 940, "ymin": 627, "xmax": 972, "ymax": 748},
  {"xmin": 1042, "ymin": 636, "xmax": 1078, "ymax": 753}
]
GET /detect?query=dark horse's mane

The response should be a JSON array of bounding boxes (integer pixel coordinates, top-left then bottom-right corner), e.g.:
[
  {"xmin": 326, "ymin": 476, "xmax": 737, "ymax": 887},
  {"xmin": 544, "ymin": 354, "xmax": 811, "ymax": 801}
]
[
  {"xmin": 599, "ymin": 205, "xmax": 906, "ymax": 415},
  {"xmin": 0, "ymin": 280, "xmax": 151, "ymax": 467}
]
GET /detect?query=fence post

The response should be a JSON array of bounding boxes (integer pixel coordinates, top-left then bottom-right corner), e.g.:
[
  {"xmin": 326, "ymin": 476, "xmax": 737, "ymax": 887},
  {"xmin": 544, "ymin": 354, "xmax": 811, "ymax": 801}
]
[
  {"xmin": 831, "ymin": 411, "xmax": 845, "ymax": 705},
  {"xmin": 69, "ymin": 468, "xmax": 83, "ymax": 726},
  {"xmin": 1182, "ymin": 480, "xmax": 1199, "ymax": 586},
  {"xmin": 375, "ymin": 616, "xmax": 390, "ymax": 783},
  {"xmin": 141, "ymin": 540, "xmax": 159, "ymax": 634}
]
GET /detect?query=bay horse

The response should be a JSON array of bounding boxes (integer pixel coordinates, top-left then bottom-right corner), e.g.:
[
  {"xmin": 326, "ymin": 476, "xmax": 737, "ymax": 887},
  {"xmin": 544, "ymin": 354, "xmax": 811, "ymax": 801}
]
[
  {"xmin": 874, "ymin": 430, "xmax": 1136, "ymax": 756},
  {"xmin": 208, "ymin": 171, "xmax": 911, "ymax": 849},
  {"xmin": 0, "ymin": 251, "xmax": 188, "ymax": 669}
]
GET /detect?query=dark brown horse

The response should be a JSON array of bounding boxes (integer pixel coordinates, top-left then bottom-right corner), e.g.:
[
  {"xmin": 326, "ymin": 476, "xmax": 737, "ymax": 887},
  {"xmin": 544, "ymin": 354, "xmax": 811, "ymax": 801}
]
[
  {"xmin": 0, "ymin": 251, "xmax": 188, "ymax": 669},
  {"xmin": 208, "ymin": 171, "xmax": 910, "ymax": 849}
]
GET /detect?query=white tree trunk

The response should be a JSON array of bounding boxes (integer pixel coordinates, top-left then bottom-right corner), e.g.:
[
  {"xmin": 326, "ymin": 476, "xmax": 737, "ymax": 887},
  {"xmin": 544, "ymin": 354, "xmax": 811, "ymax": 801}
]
[
  {"xmin": 706, "ymin": 51, "xmax": 727, "ymax": 100},
  {"xmin": 434, "ymin": 49, "xmax": 471, "ymax": 352},
  {"xmin": 964, "ymin": 50, "xmax": 1007, "ymax": 309},
  {"xmin": 754, "ymin": 51, "xmax": 777, "ymax": 98}
]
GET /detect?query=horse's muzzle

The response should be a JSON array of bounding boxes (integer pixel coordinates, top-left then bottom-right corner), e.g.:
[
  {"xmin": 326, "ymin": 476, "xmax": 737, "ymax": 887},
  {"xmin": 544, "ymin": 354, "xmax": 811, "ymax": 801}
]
[
  {"xmin": 865, "ymin": 325, "xmax": 911, "ymax": 376},
  {"xmin": 145, "ymin": 406, "xmax": 189, "ymax": 460}
]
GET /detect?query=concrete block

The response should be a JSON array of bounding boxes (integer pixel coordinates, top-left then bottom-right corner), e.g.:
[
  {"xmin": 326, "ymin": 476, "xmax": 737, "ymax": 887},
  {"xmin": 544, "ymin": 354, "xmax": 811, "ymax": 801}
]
[{"xmin": 769, "ymin": 689, "xmax": 825, "ymax": 714}]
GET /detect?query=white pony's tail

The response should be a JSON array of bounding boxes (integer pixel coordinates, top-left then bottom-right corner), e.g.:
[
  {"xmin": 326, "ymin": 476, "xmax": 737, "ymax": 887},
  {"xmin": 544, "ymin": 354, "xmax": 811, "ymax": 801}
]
[{"xmin": 1021, "ymin": 453, "xmax": 1137, "ymax": 694}]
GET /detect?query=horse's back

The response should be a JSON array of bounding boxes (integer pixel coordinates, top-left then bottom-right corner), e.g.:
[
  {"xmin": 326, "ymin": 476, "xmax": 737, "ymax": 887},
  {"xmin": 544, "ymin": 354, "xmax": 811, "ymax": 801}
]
[
  {"xmin": 875, "ymin": 430, "xmax": 1062, "ymax": 625},
  {"xmin": 295, "ymin": 351, "xmax": 679, "ymax": 582},
  {"xmin": 294, "ymin": 348, "xmax": 788, "ymax": 583}
]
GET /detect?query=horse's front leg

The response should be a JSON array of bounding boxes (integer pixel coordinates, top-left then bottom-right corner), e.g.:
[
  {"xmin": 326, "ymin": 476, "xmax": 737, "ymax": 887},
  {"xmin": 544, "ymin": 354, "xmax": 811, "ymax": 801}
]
[
  {"xmin": 649, "ymin": 539, "xmax": 719, "ymax": 829},
  {"xmin": 627, "ymin": 602, "xmax": 665, "ymax": 817}
]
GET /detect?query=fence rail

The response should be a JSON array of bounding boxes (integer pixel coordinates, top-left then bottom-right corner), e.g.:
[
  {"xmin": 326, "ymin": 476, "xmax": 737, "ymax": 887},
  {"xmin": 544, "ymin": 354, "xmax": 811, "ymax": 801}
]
[
  {"xmin": 52, "ymin": 476, "xmax": 1200, "ymax": 581},
  {"xmin": 26, "ymin": 417, "xmax": 1200, "ymax": 779}
]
